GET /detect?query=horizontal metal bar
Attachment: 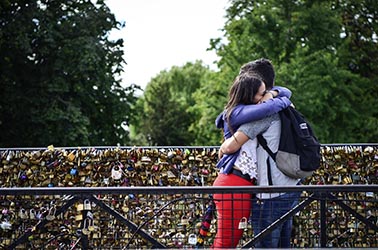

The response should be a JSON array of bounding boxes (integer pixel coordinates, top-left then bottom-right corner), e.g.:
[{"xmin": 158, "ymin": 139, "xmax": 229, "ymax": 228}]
[
  {"xmin": 1, "ymin": 185, "xmax": 378, "ymax": 196},
  {"xmin": 1, "ymin": 143, "xmax": 377, "ymax": 151}
]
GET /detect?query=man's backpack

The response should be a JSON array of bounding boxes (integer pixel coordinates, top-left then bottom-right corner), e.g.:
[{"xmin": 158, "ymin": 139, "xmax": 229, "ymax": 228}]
[{"xmin": 257, "ymin": 106, "xmax": 321, "ymax": 179}]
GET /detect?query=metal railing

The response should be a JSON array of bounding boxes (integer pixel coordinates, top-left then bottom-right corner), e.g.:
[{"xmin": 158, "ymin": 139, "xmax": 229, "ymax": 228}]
[
  {"xmin": 0, "ymin": 144, "xmax": 377, "ymax": 249},
  {"xmin": 0, "ymin": 185, "xmax": 377, "ymax": 249}
]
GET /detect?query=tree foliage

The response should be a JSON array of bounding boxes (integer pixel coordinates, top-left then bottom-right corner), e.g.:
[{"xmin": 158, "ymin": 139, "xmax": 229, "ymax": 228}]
[
  {"xmin": 202, "ymin": 0, "xmax": 378, "ymax": 143},
  {"xmin": 1, "ymin": 0, "xmax": 377, "ymax": 147},
  {"xmin": 0, "ymin": 0, "xmax": 140, "ymax": 147},
  {"xmin": 130, "ymin": 61, "xmax": 211, "ymax": 146}
]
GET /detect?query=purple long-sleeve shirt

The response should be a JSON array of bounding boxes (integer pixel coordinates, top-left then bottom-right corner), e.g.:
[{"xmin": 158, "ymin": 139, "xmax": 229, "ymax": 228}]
[{"xmin": 215, "ymin": 86, "xmax": 292, "ymax": 174}]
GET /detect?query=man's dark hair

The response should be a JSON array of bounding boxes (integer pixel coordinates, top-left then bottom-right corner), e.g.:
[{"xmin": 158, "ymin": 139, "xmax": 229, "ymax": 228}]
[{"xmin": 239, "ymin": 58, "xmax": 275, "ymax": 89}]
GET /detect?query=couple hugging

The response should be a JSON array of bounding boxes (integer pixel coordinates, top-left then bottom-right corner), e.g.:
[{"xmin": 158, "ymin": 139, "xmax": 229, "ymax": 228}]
[{"xmin": 212, "ymin": 58, "xmax": 301, "ymax": 249}]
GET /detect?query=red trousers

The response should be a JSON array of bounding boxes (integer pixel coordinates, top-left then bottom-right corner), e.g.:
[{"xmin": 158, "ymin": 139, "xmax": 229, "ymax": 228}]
[{"xmin": 212, "ymin": 173, "xmax": 253, "ymax": 249}]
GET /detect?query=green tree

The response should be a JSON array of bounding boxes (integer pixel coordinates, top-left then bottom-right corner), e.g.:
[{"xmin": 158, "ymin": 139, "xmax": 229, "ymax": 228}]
[
  {"xmin": 0, "ymin": 0, "xmax": 140, "ymax": 147},
  {"xmin": 190, "ymin": 67, "xmax": 236, "ymax": 145},
  {"xmin": 207, "ymin": 0, "xmax": 378, "ymax": 143},
  {"xmin": 279, "ymin": 50, "xmax": 372, "ymax": 143},
  {"xmin": 130, "ymin": 61, "xmax": 211, "ymax": 146}
]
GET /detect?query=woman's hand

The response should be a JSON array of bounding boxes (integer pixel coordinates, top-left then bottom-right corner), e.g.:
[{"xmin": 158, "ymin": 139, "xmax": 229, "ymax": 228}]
[
  {"xmin": 259, "ymin": 90, "xmax": 277, "ymax": 103},
  {"xmin": 218, "ymin": 148, "xmax": 224, "ymax": 159}
]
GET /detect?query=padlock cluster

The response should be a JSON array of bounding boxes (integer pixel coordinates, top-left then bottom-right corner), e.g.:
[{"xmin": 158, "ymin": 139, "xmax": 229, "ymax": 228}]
[
  {"xmin": 0, "ymin": 193, "xmax": 220, "ymax": 248},
  {"xmin": 0, "ymin": 145, "xmax": 377, "ymax": 248},
  {"xmin": 291, "ymin": 190, "xmax": 378, "ymax": 248},
  {"xmin": 293, "ymin": 145, "xmax": 378, "ymax": 248},
  {"xmin": 0, "ymin": 146, "xmax": 218, "ymax": 188},
  {"xmin": 307, "ymin": 146, "xmax": 378, "ymax": 185}
]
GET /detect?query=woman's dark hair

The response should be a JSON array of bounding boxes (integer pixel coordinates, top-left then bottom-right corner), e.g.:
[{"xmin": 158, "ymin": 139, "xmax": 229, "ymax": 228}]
[{"xmin": 224, "ymin": 72, "xmax": 264, "ymax": 133}]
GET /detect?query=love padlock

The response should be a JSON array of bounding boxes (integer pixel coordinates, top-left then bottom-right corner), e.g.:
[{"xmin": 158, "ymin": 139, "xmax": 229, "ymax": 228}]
[
  {"xmin": 100, "ymin": 177, "xmax": 108, "ymax": 185},
  {"xmin": 84, "ymin": 199, "xmax": 91, "ymax": 210},
  {"xmin": 75, "ymin": 213, "xmax": 83, "ymax": 221},
  {"xmin": 238, "ymin": 217, "xmax": 248, "ymax": 229},
  {"xmin": 188, "ymin": 233, "xmax": 197, "ymax": 245},
  {"xmin": 70, "ymin": 168, "xmax": 78, "ymax": 176},
  {"xmin": 77, "ymin": 203, "xmax": 84, "ymax": 211},
  {"xmin": 81, "ymin": 218, "xmax": 91, "ymax": 235},
  {"xmin": 29, "ymin": 209, "xmax": 36, "ymax": 220},
  {"xmin": 67, "ymin": 151, "xmax": 76, "ymax": 162},
  {"xmin": 18, "ymin": 208, "xmax": 28, "ymax": 220},
  {"xmin": 111, "ymin": 165, "xmax": 123, "ymax": 180},
  {"xmin": 180, "ymin": 215, "xmax": 189, "ymax": 226},
  {"xmin": 189, "ymin": 202, "xmax": 195, "ymax": 209},
  {"xmin": 18, "ymin": 171, "xmax": 27, "ymax": 181},
  {"xmin": 93, "ymin": 231, "xmax": 101, "ymax": 239},
  {"xmin": 36, "ymin": 207, "xmax": 46, "ymax": 220},
  {"xmin": 88, "ymin": 218, "xmax": 96, "ymax": 232},
  {"xmin": 46, "ymin": 206, "xmax": 56, "ymax": 221}
]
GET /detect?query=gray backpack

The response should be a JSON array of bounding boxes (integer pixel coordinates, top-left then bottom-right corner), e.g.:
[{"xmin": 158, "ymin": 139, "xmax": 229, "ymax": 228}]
[{"xmin": 257, "ymin": 106, "xmax": 321, "ymax": 179}]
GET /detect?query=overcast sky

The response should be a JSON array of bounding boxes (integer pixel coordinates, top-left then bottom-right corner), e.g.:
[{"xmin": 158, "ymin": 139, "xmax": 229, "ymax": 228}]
[{"xmin": 106, "ymin": 0, "xmax": 229, "ymax": 89}]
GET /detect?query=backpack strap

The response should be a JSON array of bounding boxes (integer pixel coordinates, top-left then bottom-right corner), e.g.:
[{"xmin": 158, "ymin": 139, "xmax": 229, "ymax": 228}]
[
  {"xmin": 265, "ymin": 156, "xmax": 273, "ymax": 186},
  {"xmin": 256, "ymin": 134, "xmax": 276, "ymax": 160},
  {"xmin": 257, "ymin": 134, "xmax": 276, "ymax": 186}
]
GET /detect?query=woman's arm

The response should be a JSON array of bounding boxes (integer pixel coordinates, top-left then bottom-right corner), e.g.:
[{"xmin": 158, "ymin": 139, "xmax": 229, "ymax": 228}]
[
  {"xmin": 260, "ymin": 86, "xmax": 291, "ymax": 103},
  {"xmin": 229, "ymin": 96, "xmax": 291, "ymax": 128},
  {"xmin": 219, "ymin": 131, "xmax": 248, "ymax": 158},
  {"xmin": 220, "ymin": 115, "xmax": 274, "ymax": 157}
]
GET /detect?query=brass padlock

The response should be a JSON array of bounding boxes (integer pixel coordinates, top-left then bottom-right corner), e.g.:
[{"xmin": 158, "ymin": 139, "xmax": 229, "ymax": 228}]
[
  {"xmin": 75, "ymin": 213, "xmax": 83, "ymax": 221},
  {"xmin": 88, "ymin": 219, "xmax": 96, "ymax": 232},
  {"xmin": 122, "ymin": 202, "xmax": 129, "ymax": 213},
  {"xmin": 180, "ymin": 216, "xmax": 189, "ymax": 226},
  {"xmin": 77, "ymin": 203, "xmax": 84, "ymax": 211},
  {"xmin": 67, "ymin": 151, "xmax": 76, "ymax": 162},
  {"xmin": 93, "ymin": 231, "xmax": 101, "ymax": 239},
  {"xmin": 3, "ymin": 238, "xmax": 11, "ymax": 245},
  {"xmin": 82, "ymin": 218, "xmax": 91, "ymax": 235}
]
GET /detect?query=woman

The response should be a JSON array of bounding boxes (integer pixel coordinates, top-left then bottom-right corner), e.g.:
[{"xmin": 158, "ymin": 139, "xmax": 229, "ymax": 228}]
[{"xmin": 211, "ymin": 71, "xmax": 292, "ymax": 248}]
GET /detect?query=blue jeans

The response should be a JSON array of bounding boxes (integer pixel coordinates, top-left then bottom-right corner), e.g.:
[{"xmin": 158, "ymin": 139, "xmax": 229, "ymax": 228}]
[{"xmin": 251, "ymin": 192, "xmax": 301, "ymax": 248}]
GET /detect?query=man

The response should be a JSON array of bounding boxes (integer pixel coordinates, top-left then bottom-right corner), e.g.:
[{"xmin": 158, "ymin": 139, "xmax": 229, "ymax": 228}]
[{"xmin": 219, "ymin": 58, "xmax": 301, "ymax": 248}]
